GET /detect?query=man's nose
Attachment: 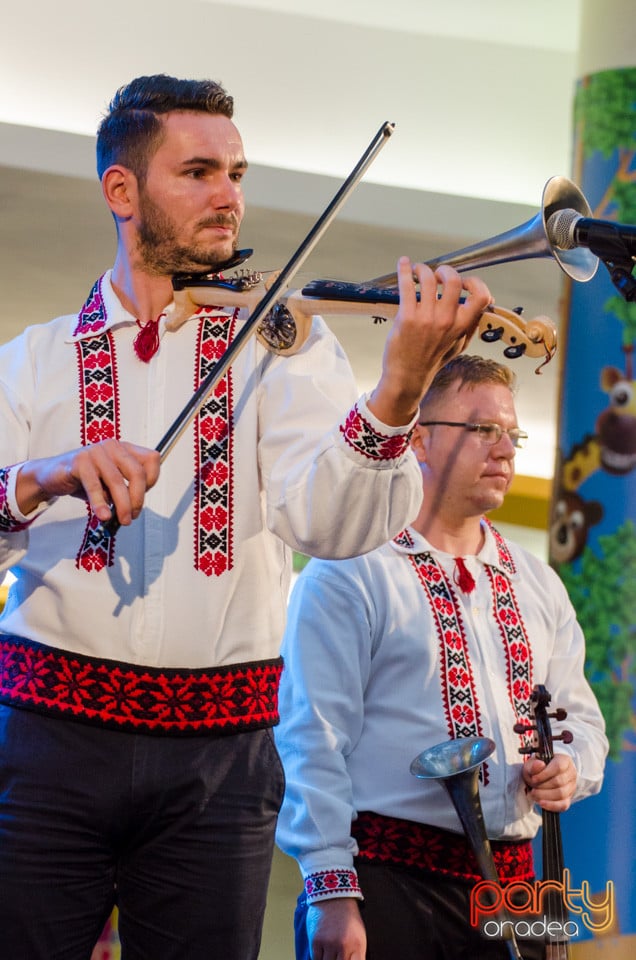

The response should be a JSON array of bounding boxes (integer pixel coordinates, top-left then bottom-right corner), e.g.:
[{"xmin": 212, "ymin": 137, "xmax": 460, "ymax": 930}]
[
  {"xmin": 211, "ymin": 175, "xmax": 243, "ymax": 211},
  {"xmin": 493, "ymin": 432, "xmax": 517, "ymax": 456}
]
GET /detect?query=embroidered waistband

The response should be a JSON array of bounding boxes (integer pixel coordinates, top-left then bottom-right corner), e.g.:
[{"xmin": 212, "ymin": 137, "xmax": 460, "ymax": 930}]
[
  {"xmin": 0, "ymin": 635, "xmax": 282, "ymax": 736},
  {"xmin": 352, "ymin": 811, "xmax": 534, "ymax": 885}
]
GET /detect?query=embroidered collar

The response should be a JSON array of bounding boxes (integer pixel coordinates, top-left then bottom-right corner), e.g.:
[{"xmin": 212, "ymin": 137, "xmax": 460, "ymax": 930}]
[
  {"xmin": 67, "ymin": 271, "xmax": 231, "ymax": 344},
  {"xmin": 68, "ymin": 272, "xmax": 136, "ymax": 341},
  {"xmin": 391, "ymin": 519, "xmax": 517, "ymax": 579}
]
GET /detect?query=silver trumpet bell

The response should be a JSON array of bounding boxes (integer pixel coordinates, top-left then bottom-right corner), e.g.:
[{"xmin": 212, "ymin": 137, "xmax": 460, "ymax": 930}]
[
  {"xmin": 370, "ymin": 176, "xmax": 599, "ymax": 288},
  {"xmin": 410, "ymin": 737, "xmax": 523, "ymax": 960},
  {"xmin": 410, "ymin": 737, "xmax": 498, "ymax": 883}
]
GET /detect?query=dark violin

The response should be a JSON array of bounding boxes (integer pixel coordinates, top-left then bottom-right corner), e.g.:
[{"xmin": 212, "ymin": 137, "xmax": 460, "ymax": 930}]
[{"xmin": 515, "ymin": 685, "xmax": 574, "ymax": 960}]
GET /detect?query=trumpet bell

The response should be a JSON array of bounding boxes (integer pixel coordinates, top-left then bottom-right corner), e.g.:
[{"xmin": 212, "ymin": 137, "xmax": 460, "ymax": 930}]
[
  {"xmin": 410, "ymin": 737, "xmax": 524, "ymax": 959},
  {"xmin": 539, "ymin": 176, "xmax": 598, "ymax": 282},
  {"xmin": 410, "ymin": 736, "xmax": 495, "ymax": 780},
  {"xmin": 369, "ymin": 176, "xmax": 598, "ymax": 288},
  {"xmin": 410, "ymin": 736, "xmax": 500, "ymax": 887}
]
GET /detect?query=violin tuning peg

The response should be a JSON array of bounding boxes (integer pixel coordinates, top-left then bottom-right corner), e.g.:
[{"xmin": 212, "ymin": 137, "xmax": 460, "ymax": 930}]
[
  {"xmin": 551, "ymin": 708, "xmax": 568, "ymax": 721},
  {"xmin": 554, "ymin": 730, "xmax": 574, "ymax": 745},
  {"xmin": 479, "ymin": 323, "xmax": 505, "ymax": 344},
  {"xmin": 513, "ymin": 722, "xmax": 534, "ymax": 734},
  {"xmin": 518, "ymin": 745, "xmax": 535, "ymax": 755},
  {"xmin": 504, "ymin": 343, "xmax": 527, "ymax": 360}
]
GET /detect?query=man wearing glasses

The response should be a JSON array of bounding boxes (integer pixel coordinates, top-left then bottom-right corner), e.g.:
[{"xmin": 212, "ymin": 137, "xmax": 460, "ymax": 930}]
[{"xmin": 275, "ymin": 354, "xmax": 607, "ymax": 960}]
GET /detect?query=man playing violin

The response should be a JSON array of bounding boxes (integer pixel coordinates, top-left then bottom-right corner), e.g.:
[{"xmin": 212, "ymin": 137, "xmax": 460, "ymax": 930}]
[
  {"xmin": 275, "ymin": 354, "xmax": 608, "ymax": 960},
  {"xmin": 0, "ymin": 75, "xmax": 491, "ymax": 959}
]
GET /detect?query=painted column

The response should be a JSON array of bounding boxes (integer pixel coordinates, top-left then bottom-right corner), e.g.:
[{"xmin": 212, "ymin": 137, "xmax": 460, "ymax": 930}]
[{"xmin": 549, "ymin": 0, "xmax": 636, "ymax": 946}]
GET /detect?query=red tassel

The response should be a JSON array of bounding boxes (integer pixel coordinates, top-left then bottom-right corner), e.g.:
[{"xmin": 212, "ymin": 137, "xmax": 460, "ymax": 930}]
[
  {"xmin": 454, "ymin": 557, "xmax": 476, "ymax": 594},
  {"xmin": 133, "ymin": 313, "xmax": 164, "ymax": 362}
]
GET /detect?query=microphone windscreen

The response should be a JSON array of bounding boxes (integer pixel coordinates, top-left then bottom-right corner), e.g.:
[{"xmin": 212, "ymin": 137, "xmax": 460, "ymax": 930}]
[{"xmin": 547, "ymin": 209, "xmax": 580, "ymax": 250}]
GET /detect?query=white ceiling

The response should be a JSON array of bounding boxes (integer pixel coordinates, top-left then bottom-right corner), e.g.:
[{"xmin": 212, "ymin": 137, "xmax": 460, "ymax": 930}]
[
  {"xmin": 2, "ymin": 0, "xmax": 583, "ymax": 208},
  {"xmin": 0, "ymin": 0, "xmax": 602, "ymax": 480}
]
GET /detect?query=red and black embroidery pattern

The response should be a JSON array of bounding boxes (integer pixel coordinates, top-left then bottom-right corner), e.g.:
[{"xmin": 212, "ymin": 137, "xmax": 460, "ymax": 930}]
[
  {"xmin": 75, "ymin": 330, "xmax": 120, "ymax": 571},
  {"xmin": 304, "ymin": 868, "xmax": 362, "ymax": 902},
  {"xmin": 393, "ymin": 527, "xmax": 415, "ymax": 549},
  {"xmin": 399, "ymin": 522, "xmax": 535, "ymax": 778},
  {"xmin": 193, "ymin": 310, "xmax": 237, "ymax": 577},
  {"xmin": 352, "ymin": 811, "xmax": 534, "ymax": 884},
  {"xmin": 0, "ymin": 467, "xmax": 30, "ymax": 533},
  {"xmin": 487, "ymin": 566, "xmax": 534, "ymax": 744},
  {"xmin": 488, "ymin": 520, "xmax": 516, "ymax": 577},
  {"xmin": 484, "ymin": 521, "xmax": 534, "ymax": 745},
  {"xmin": 73, "ymin": 276, "xmax": 109, "ymax": 337},
  {"xmin": 340, "ymin": 405, "xmax": 412, "ymax": 461},
  {"xmin": 0, "ymin": 636, "xmax": 282, "ymax": 735},
  {"xmin": 409, "ymin": 552, "xmax": 487, "ymax": 775}
]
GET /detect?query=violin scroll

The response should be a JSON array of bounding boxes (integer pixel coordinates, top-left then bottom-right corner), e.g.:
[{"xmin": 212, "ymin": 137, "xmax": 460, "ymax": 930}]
[
  {"xmin": 478, "ymin": 305, "xmax": 557, "ymax": 373},
  {"xmin": 514, "ymin": 685, "xmax": 574, "ymax": 759}
]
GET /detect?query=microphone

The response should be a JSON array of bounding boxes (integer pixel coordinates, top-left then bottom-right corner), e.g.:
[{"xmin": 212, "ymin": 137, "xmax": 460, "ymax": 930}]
[{"xmin": 547, "ymin": 209, "xmax": 636, "ymax": 261}]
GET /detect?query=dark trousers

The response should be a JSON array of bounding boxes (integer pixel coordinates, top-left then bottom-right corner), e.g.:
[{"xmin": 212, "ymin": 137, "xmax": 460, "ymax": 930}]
[
  {"xmin": 295, "ymin": 860, "xmax": 546, "ymax": 960},
  {"xmin": 0, "ymin": 704, "xmax": 284, "ymax": 960}
]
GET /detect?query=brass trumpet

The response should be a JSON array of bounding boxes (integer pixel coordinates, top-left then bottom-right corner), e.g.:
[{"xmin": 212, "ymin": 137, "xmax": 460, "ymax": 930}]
[
  {"xmin": 176, "ymin": 176, "xmax": 596, "ymax": 372},
  {"xmin": 411, "ymin": 737, "xmax": 524, "ymax": 960}
]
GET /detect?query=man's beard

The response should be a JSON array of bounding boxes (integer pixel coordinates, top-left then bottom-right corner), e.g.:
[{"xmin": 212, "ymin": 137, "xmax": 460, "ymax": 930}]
[{"xmin": 136, "ymin": 191, "xmax": 240, "ymax": 275}]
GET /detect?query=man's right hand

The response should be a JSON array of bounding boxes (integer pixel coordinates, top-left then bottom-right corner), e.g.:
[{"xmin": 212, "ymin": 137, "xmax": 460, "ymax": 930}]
[
  {"xmin": 306, "ymin": 898, "xmax": 367, "ymax": 960},
  {"xmin": 16, "ymin": 439, "xmax": 161, "ymax": 526}
]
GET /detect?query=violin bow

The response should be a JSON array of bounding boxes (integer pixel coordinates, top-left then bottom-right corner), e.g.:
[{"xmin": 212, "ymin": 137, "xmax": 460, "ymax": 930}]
[
  {"xmin": 103, "ymin": 121, "xmax": 394, "ymax": 534},
  {"xmin": 158, "ymin": 121, "xmax": 394, "ymax": 463}
]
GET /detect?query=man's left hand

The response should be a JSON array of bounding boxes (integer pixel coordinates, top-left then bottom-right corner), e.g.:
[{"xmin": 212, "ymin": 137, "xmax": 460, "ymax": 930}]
[{"xmin": 522, "ymin": 754, "xmax": 577, "ymax": 811}]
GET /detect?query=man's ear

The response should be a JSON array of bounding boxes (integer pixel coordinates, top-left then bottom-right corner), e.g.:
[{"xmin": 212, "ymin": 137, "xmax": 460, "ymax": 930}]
[
  {"xmin": 101, "ymin": 165, "xmax": 138, "ymax": 222},
  {"xmin": 410, "ymin": 424, "xmax": 429, "ymax": 464}
]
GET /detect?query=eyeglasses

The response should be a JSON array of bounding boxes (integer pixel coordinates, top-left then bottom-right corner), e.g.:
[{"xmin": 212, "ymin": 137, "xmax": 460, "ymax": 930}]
[{"xmin": 417, "ymin": 421, "xmax": 529, "ymax": 449}]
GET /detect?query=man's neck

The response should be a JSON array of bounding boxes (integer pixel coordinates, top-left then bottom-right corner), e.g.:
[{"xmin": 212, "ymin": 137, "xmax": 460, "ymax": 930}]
[
  {"xmin": 411, "ymin": 511, "xmax": 485, "ymax": 557},
  {"xmin": 111, "ymin": 254, "xmax": 175, "ymax": 322}
]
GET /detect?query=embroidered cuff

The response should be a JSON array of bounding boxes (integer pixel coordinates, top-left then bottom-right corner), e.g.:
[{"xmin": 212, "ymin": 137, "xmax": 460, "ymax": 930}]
[
  {"xmin": 339, "ymin": 395, "xmax": 415, "ymax": 464},
  {"xmin": 304, "ymin": 868, "xmax": 363, "ymax": 903},
  {"xmin": 0, "ymin": 465, "xmax": 43, "ymax": 532}
]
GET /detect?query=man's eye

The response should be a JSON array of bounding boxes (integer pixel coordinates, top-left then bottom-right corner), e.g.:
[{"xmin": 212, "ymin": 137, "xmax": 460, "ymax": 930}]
[{"xmin": 478, "ymin": 425, "xmax": 497, "ymax": 438}]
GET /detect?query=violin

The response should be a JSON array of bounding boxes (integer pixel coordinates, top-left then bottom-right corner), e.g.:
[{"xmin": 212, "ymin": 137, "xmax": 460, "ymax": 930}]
[
  {"xmin": 161, "ymin": 119, "xmax": 559, "ymax": 465},
  {"xmin": 171, "ymin": 253, "xmax": 558, "ymax": 374},
  {"xmin": 515, "ymin": 685, "xmax": 574, "ymax": 960},
  {"xmin": 103, "ymin": 121, "xmax": 557, "ymax": 535}
]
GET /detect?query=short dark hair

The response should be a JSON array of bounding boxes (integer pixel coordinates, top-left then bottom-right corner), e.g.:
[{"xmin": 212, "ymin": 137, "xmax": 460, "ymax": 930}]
[
  {"xmin": 419, "ymin": 354, "xmax": 516, "ymax": 418},
  {"xmin": 96, "ymin": 74, "xmax": 234, "ymax": 182}
]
